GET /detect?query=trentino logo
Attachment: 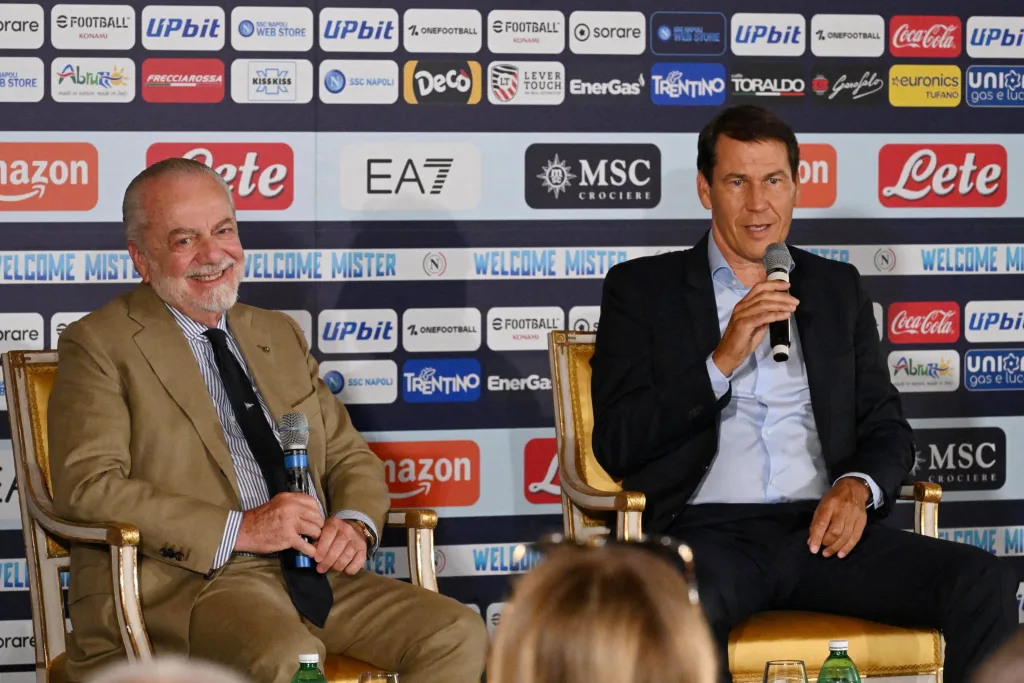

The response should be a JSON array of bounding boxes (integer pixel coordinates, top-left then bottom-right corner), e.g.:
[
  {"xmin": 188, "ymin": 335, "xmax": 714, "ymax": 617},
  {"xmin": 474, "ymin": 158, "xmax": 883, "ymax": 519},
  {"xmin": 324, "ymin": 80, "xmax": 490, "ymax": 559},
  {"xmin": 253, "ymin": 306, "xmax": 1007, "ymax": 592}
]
[
  {"xmin": 402, "ymin": 358, "xmax": 482, "ymax": 403},
  {"xmin": 650, "ymin": 62, "xmax": 726, "ymax": 105}
]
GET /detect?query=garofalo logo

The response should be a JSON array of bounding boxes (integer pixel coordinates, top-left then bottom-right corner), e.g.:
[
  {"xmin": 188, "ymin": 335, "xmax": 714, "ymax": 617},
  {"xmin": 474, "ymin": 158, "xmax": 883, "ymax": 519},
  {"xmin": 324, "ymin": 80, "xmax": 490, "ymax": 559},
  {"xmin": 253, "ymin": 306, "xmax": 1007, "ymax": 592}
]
[
  {"xmin": 525, "ymin": 143, "xmax": 661, "ymax": 209},
  {"xmin": 911, "ymin": 427, "xmax": 1006, "ymax": 491}
]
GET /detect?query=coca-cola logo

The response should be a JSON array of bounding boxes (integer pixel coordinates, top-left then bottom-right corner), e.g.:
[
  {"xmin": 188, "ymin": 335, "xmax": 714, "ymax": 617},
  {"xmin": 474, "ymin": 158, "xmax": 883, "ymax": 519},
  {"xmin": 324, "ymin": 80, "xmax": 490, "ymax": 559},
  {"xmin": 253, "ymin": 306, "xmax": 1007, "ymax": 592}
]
[
  {"xmin": 889, "ymin": 16, "xmax": 962, "ymax": 57},
  {"xmin": 878, "ymin": 144, "xmax": 1007, "ymax": 208},
  {"xmin": 888, "ymin": 302, "xmax": 961, "ymax": 344}
]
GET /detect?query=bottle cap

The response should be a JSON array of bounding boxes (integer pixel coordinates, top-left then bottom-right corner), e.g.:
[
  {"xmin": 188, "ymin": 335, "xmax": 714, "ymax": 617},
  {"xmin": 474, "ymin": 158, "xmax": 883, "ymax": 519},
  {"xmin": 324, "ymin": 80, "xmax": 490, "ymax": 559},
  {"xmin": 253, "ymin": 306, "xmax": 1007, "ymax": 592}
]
[
  {"xmin": 299, "ymin": 654, "xmax": 320, "ymax": 664},
  {"xmin": 829, "ymin": 640, "xmax": 849, "ymax": 651}
]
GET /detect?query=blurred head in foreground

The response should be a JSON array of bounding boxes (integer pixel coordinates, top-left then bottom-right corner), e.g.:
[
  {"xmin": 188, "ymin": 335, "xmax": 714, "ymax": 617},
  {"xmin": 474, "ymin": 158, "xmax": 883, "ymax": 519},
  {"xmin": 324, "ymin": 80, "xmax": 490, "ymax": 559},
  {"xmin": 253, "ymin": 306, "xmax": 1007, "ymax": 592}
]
[
  {"xmin": 488, "ymin": 542, "xmax": 717, "ymax": 683},
  {"xmin": 86, "ymin": 655, "xmax": 251, "ymax": 683}
]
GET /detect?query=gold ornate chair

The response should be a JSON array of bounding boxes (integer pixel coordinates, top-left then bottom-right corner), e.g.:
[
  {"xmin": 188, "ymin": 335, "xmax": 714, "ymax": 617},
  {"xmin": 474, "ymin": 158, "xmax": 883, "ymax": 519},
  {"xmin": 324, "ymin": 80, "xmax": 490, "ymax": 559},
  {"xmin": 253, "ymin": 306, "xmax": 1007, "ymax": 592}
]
[
  {"xmin": 548, "ymin": 330, "xmax": 945, "ymax": 683},
  {"xmin": 2, "ymin": 349, "xmax": 438, "ymax": 683}
]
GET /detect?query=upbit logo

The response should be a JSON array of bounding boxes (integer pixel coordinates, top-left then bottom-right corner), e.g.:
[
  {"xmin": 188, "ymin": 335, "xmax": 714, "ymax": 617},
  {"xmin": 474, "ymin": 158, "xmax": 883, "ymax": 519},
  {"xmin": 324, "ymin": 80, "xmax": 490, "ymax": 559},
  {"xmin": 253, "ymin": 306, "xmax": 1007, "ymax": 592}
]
[
  {"xmin": 146, "ymin": 16, "xmax": 222, "ymax": 39},
  {"xmin": 735, "ymin": 23, "xmax": 802, "ymax": 45},
  {"xmin": 321, "ymin": 319, "xmax": 394, "ymax": 342},
  {"xmin": 323, "ymin": 19, "xmax": 395, "ymax": 42}
]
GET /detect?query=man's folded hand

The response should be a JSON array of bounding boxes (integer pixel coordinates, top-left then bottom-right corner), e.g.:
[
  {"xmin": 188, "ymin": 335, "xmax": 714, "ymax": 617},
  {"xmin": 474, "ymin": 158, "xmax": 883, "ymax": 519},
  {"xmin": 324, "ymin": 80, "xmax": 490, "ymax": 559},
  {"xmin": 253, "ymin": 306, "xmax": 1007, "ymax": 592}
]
[{"xmin": 808, "ymin": 478, "xmax": 870, "ymax": 559}]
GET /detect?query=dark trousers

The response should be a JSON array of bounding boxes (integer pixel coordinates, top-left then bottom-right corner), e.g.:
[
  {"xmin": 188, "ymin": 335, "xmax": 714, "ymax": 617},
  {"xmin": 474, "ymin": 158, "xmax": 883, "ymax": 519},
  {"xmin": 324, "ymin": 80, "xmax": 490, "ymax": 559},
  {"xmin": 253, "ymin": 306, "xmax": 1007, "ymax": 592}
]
[{"xmin": 668, "ymin": 502, "xmax": 1019, "ymax": 683}]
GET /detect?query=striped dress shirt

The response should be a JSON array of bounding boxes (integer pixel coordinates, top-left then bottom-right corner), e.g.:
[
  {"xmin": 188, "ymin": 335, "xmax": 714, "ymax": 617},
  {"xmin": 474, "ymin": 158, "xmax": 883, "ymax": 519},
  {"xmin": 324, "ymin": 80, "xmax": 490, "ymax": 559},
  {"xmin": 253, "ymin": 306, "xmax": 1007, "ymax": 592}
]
[{"xmin": 166, "ymin": 305, "xmax": 378, "ymax": 570}]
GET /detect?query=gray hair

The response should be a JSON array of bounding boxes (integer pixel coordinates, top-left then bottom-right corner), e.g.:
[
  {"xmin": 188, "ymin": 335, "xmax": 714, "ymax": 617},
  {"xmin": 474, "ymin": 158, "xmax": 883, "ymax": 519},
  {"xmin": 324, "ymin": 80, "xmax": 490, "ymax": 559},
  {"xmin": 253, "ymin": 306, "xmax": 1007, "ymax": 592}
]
[
  {"xmin": 122, "ymin": 157, "xmax": 235, "ymax": 252},
  {"xmin": 86, "ymin": 655, "xmax": 252, "ymax": 683}
]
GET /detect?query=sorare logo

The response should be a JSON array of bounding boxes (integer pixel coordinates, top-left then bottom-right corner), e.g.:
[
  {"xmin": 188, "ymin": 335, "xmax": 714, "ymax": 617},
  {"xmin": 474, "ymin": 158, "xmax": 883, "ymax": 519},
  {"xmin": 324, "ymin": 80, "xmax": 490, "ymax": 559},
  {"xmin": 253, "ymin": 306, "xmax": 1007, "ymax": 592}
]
[
  {"xmin": 650, "ymin": 62, "xmax": 726, "ymax": 105},
  {"xmin": 402, "ymin": 358, "xmax": 482, "ymax": 403},
  {"xmin": 966, "ymin": 66, "xmax": 1024, "ymax": 108},
  {"xmin": 649, "ymin": 11, "xmax": 726, "ymax": 56}
]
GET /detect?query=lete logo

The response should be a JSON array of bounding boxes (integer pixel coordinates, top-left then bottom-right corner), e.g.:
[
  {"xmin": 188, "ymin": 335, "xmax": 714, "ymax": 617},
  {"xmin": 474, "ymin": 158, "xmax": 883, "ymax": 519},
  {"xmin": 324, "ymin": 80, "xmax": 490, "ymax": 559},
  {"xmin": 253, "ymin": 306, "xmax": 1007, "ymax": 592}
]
[
  {"xmin": 369, "ymin": 440, "xmax": 480, "ymax": 507},
  {"xmin": 878, "ymin": 144, "xmax": 1007, "ymax": 208},
  {"xmin": 0, "ymin": 142, "xmax": 99, "ymax": 211},
  {"xmin": 888, "ymin": 302, "xmax": 960, "ymax": 344},
  {"xmin": 524, "ymin": 438, "xmax": 561, "ymax": 504},
  {"xmin": 146, "ymin": 143, "xmax": 294, "ymax": 210}
]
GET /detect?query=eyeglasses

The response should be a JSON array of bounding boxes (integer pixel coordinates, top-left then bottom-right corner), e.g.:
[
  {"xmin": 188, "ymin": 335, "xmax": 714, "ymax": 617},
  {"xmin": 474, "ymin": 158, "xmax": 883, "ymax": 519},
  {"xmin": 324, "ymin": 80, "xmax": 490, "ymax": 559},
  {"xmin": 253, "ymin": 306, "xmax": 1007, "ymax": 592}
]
[{"xmin": 512, "ymin": 532, "xmax": 700, "ymax": 606}]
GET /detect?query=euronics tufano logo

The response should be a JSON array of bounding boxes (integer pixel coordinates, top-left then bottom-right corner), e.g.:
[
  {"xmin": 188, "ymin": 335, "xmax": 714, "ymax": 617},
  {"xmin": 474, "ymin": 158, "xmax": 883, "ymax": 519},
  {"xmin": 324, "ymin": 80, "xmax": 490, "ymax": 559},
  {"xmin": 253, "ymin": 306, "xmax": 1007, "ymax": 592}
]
[{"xmin": 888, "ymin": 65, "xmax": 962, "ymax": 108}]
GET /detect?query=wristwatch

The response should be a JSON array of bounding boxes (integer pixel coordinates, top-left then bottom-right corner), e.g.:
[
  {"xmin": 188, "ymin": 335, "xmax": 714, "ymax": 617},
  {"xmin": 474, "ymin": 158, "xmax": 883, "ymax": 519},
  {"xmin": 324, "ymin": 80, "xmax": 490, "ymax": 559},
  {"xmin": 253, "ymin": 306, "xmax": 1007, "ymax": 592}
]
[{"xmin": 348, "ymin": 519, "xmax": 375, "ymax": 547}]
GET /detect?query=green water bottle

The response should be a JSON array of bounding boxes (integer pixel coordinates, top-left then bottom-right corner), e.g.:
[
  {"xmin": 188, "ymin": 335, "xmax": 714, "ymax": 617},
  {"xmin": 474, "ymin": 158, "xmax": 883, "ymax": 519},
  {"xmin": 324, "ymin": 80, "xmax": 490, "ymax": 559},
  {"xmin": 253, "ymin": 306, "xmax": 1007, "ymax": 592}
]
[
  {"xmin": 291, "ymin": 653, "xmax": 328, "ymax": 683},
  {"xmin": 816, "ymin": 640, "xmax": 862, "ymax": 683}
]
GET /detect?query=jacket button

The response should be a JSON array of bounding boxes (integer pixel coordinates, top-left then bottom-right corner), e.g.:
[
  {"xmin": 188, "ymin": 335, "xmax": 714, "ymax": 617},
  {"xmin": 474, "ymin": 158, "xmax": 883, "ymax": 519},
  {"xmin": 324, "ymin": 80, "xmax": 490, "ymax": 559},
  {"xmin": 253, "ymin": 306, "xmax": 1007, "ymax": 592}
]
[
  {"xmin": 160, "ymin": 549, "xmax": 170, "ymax": 558},
  {"xmin": 689, "ymin": 407, "xmax": 701, "ymax": 419},
  {"xmin": 175, "ymin": 552, "xmax": 184, "ymax": 561}
]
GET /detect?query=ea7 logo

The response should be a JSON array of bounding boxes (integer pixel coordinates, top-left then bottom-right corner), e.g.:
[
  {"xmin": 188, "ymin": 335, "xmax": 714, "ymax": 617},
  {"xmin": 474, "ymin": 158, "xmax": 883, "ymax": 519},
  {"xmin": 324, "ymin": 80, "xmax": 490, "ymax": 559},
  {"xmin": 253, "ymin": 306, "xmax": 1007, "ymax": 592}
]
[
  {"xmin": 340, "ymin": 142, "xmax": 482, "ymax": 212},
  {"xmin": 146, "ymin": 142, "xmax": 294, "ymax": 210}
]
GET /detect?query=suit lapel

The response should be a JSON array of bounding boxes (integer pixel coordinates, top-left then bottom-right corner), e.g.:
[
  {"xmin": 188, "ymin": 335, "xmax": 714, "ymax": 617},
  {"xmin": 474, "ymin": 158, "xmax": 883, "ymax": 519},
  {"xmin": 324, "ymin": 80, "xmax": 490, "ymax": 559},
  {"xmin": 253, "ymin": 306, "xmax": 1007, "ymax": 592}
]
[
  {"xmin": 790, "ymin": 251, "xmax": 832, "ymax": 460},
  {"xmin": 128, "ymin": 285, "xmax": 241, "ymax": 500},
  {"xmin": 681, "ymin": 231, "xmax": 722, "ymax": 355}
]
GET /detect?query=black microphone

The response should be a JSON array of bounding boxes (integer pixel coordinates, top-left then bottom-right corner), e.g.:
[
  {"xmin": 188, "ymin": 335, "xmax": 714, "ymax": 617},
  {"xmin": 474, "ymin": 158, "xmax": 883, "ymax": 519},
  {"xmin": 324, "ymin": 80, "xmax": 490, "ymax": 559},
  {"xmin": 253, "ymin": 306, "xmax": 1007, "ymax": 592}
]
[
  {"xmin": 762, "ymin": 242, "xmax": 793, "ymax": 362},
  {"xmin": 279, "ymin": 412, "xmax": 313, "ymax": 569}
]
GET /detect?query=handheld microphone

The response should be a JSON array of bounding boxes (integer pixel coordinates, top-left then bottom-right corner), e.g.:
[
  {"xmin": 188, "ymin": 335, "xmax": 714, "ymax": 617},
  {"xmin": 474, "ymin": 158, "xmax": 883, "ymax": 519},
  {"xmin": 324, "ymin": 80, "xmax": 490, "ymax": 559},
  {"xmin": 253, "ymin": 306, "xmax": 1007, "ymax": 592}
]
[
  {"xmin": 279, "ymin": 412, "xmax": 313, "ymax": 569},
  {"xmin": 762, "ymin": 242, "xmax": 794, "ymax": 362}
]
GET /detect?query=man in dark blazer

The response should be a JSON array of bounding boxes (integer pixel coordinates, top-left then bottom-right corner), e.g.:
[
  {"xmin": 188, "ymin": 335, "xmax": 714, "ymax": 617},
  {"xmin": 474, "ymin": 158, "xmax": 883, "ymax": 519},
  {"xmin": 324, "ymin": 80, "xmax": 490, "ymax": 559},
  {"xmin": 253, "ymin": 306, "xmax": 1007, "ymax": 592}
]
[{"xmin": 590, "ymin": 105, "xmax": 1017, "ymax": 683}]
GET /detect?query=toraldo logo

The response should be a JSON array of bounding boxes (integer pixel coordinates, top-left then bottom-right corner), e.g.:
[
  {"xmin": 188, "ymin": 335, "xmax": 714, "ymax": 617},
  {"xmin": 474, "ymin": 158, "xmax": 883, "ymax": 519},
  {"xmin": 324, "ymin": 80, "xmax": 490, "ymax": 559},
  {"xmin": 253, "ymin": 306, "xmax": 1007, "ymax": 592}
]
[
  {"xmin": 146, "ymin": 143, "xmax": 294, "ymax": 210},
  {"xmin": 524, "ymin": 438, "xmax": 561, "ymax": 504},
  {"xmin": 911, "ymin": 427, "xmax": 1006, "ymax": 491},
  {"xmin": 795, "ymin": 143, "xmax": 836, "ymax": 209},
  {"xmin": 403, "ymin": 60, "xmax": 483, "ymax": 104},
  {"xmin": 888, "ymin": 302, "xmax": 960, "ymax": 344},
  {"xmin": 370, "ymin": 440, "xmax": 481, "ymax": 507},
  {"xmin": 0, "ymin": 143, "xmax": 99, "ymax": 211},
  {"xmin": 878, "ymin": 144, "xmax": 1006, "ymax": 208}
]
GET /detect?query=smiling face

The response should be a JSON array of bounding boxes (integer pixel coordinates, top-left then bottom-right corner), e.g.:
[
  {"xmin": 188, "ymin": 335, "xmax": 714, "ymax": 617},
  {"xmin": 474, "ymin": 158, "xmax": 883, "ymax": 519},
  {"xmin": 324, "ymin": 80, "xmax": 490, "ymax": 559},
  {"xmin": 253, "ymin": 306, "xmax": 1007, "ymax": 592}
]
[
  {"xmin": 697, "ymin": 134, "xmax": 799, "ymax": 269},
  {"xmin": 127, "ymin": 172, "xmax": 243, "ymax": 326}
]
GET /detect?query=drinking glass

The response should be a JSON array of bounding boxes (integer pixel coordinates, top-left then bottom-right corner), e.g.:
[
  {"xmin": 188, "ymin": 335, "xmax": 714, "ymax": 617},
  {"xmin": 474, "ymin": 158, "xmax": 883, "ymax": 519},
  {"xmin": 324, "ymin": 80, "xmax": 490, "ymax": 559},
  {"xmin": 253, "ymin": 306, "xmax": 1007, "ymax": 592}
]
[
  {"xmin": 763, "ymin": 660, "xmax": 808, "ymax": 683},
  {"xmin": 358, "ymin": 674, "xmax": 399, "ymax": 683}
]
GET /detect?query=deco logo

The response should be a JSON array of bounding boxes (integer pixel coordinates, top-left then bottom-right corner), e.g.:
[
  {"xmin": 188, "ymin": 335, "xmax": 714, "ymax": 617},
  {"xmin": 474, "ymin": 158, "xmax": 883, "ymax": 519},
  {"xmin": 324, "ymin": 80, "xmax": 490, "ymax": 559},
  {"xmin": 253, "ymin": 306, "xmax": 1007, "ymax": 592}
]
[
  {"xmin": 525, "ymin": 143, "xmax": 661, "ymax": 209},
  {"xmin": 403, "ymin": 60, "xmax": 482, "ymax": 104}
]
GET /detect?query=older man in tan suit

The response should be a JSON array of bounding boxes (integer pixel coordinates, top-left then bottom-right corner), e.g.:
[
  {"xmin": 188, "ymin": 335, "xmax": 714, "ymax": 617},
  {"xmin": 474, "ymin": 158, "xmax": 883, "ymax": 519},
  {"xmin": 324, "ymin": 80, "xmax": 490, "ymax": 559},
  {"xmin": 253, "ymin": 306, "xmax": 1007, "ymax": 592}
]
[{"xmin": 48, "ymin": 158, "xmax": 488, "ymax": 683}]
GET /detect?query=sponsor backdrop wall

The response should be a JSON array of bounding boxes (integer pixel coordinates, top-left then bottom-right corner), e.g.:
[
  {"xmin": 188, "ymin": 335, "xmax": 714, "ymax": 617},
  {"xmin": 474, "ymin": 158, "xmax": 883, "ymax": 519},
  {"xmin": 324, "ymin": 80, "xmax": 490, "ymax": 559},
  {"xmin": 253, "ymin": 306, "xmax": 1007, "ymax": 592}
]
[{"xmin": 2, "ymin": 0, "xmax": 1024, "ymax": 675}]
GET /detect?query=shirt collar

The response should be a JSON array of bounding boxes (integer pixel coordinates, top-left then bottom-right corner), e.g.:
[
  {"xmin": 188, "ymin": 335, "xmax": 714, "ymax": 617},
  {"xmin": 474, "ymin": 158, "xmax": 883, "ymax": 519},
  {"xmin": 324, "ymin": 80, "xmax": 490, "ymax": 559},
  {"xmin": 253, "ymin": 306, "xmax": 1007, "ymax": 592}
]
[
  {"xmin": 165, "ymin": 303, "xmax": 227, "ymax": 341},
  {"xmin": 706, "ymin": 234, "xmax": 796, "ymax": 291}
]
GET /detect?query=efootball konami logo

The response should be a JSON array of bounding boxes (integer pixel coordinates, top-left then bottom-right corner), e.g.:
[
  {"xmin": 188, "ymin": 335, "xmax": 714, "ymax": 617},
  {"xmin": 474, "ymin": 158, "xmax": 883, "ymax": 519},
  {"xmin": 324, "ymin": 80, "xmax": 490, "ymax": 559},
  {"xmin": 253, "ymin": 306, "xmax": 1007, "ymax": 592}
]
[{"xmin": 537, "ymin": 154, "xmax": 576, "ymax": 199}]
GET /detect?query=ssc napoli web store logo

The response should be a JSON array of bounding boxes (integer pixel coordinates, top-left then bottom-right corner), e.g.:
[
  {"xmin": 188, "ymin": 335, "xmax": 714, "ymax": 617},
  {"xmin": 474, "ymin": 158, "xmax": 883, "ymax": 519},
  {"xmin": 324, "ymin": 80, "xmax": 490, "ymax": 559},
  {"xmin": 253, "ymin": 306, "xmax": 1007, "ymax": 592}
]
[
  {"xmin": 402, "ymin": 358, "xmax": 481, "ymax": 403},
  {"xmin": 650, "ymin": 11, "xmax": 727, "ymax": 56},
  {"xmin": 238, "ymin": 20, "xmax": 254, "ymax": 37},
  {"xmin": 650, "ymin": 62, "xmax": 726, "ymax": 105}
]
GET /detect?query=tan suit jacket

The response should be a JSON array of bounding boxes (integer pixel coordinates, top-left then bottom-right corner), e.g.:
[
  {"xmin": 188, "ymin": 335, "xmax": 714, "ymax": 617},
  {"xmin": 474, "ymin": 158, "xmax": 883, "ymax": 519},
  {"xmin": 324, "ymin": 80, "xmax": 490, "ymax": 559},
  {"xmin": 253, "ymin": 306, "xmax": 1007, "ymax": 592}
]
[{"xmin": 48, "ymin": 284, "xmax": 390, "ymax": 679}]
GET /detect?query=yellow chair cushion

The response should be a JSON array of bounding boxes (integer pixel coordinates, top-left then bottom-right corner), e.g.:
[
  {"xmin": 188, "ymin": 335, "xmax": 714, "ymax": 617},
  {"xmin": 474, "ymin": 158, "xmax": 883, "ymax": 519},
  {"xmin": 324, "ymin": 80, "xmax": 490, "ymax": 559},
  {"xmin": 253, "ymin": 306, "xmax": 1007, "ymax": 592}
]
[
  {"xmin": 48, "ymin": 650, "xmax": 382, "ymax": 682},
  {"xmin": 728, "ymin": 611, "xmax": 942, "ymax": 682},
  {"xmin": 323, "ymin": 654, "xmax": 385, "ymax": 682}
]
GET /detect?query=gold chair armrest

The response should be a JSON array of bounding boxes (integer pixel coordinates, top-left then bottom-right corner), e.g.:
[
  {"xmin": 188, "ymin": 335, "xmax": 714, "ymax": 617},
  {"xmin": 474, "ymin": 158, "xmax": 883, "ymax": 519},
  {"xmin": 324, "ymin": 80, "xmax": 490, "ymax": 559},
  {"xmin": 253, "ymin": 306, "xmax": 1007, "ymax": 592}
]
[
  {"xmin": 385, "ymin": 509, "xmax": 439, "ymax": 593},
  {"xmin": 386, "ymin": 509, "xmax": 438, "ymax": 530},
  {"xmin": 899, "ymin": 482, "xmax": 942, "ymax": 504},
  {"xmin": 563, "ymin": 478, "xmax": 646, "ymax": 513},
  {"xmin": 899, "ymin": 482, "xmax": 942, "ymax": 539},
  {"xmin": 25, "ymin": 494, "xmax": 139, "ymax": 547}
]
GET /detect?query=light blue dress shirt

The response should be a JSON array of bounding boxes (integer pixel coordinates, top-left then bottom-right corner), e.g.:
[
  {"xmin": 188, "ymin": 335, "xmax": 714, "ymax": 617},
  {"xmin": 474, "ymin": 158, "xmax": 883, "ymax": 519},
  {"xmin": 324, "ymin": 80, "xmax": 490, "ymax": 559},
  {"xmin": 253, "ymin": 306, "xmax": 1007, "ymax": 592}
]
[{"xmin": 690, "ymin": 237, "xmax": 882, "ymax": 508}]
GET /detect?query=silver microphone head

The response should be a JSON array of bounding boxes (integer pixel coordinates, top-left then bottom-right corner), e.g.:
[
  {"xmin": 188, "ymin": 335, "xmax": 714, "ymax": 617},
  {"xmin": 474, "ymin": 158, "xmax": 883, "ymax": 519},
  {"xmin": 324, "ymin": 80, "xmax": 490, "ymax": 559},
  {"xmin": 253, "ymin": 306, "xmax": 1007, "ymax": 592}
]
[
  {"xmin": 763, "ymin": 242, "xmax": 793, "ymax": 275},
  {"xmin": 279, "ymin": 412, "xmax": 309, "ymax": 450}
]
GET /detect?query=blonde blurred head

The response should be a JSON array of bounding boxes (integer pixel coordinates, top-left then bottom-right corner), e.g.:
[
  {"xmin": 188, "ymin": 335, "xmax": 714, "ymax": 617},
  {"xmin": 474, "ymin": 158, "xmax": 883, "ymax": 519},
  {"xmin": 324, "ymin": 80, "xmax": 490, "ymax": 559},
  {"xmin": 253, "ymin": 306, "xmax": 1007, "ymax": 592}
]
[{"xmin": 488, "ymin": 543, "xmax": 718, "ymax": 683}]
